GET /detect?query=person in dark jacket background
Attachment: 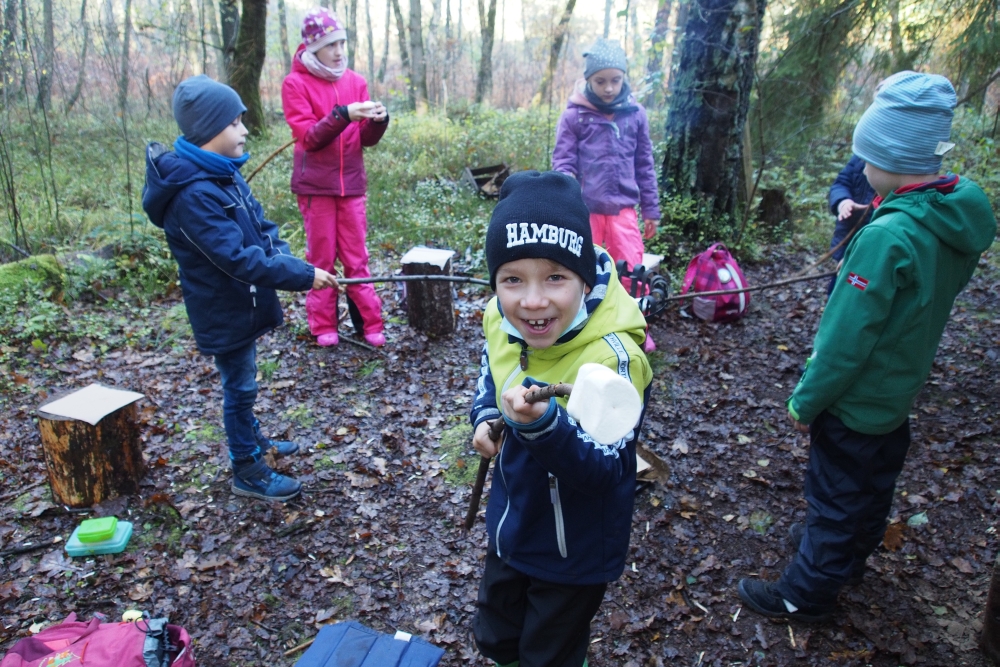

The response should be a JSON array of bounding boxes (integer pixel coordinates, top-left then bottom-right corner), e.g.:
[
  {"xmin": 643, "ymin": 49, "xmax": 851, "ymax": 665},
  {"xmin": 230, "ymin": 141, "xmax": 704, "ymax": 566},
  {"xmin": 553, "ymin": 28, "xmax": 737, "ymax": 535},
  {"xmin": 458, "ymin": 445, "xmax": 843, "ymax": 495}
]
[
  {"xmin": 142, "ymin": 75, "xmax": 338, "ymax": 502},
  {"xmin": 826, "ymin": 155, "xmax": 876, "ymax": 293}
]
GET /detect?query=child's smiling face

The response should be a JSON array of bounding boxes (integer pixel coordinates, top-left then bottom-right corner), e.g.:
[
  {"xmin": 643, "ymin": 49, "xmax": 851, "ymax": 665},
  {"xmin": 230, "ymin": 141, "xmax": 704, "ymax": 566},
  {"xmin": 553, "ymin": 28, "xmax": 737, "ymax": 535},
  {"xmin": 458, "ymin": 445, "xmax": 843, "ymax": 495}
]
[
  {"xmin": 200, "ymin": 115, "xmax": 248, "ymax": 158},
  {"xmin": 495, "ymin": 258, "xmax": 590, "ymax": 349},
  {"xmin": 587, "ymin": 68, "xmax": 625, "ymax": 104}
]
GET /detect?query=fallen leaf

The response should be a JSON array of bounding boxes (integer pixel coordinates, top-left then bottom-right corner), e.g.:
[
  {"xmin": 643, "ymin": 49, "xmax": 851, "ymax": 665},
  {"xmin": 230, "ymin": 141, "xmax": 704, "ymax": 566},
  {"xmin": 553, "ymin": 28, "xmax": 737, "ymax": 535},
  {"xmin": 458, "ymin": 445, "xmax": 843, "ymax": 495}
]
[
  {"xmin": 882, "ymin": 523, "xmax": 905, "ymax": 551},
  {"xmin": 951, "ymin": 557, "xmax": 974, "ymax": 574}
]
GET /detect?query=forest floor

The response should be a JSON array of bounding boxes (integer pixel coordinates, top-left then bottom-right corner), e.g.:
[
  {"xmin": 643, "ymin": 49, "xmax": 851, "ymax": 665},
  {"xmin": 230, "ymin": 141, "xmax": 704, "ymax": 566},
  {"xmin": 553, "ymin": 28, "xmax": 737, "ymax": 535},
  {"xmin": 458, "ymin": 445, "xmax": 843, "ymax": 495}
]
[{"xmin": 1, "ymin": 244, "xmax": 998, "ymax": 667}]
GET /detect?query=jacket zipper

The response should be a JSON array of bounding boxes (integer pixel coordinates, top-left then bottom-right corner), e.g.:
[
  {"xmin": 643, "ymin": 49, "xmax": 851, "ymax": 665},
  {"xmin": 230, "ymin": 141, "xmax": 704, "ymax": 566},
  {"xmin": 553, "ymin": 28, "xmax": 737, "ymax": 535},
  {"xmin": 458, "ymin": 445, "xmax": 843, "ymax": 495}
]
[
  {"xmin": 550, "ymin": 475, "xmax": 567, "ymax": 558},
  {"xmin": 250, "ymin": 285, "xmax": 257, "ymax": 307}
]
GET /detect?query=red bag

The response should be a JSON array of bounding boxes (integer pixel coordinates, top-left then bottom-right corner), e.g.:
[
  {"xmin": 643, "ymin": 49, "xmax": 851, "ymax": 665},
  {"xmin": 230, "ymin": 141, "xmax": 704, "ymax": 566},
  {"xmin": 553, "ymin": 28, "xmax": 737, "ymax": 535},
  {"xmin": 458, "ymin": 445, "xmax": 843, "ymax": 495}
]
[
  {"xmin": 0, "ymin": 614, "xmax": 195, "ymax": 667},
  {"xmin": 680, "ymin": 243, "xmax": 750, "ymax": 322}
]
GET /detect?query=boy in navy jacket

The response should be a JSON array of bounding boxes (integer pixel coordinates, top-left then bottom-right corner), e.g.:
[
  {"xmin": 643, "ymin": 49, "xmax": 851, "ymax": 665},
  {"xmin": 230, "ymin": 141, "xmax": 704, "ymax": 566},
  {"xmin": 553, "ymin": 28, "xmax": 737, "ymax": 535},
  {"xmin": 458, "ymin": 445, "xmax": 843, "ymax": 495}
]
[{"xmin": 142, "ymin": 75, "xmax": 337, "ymax": 502}]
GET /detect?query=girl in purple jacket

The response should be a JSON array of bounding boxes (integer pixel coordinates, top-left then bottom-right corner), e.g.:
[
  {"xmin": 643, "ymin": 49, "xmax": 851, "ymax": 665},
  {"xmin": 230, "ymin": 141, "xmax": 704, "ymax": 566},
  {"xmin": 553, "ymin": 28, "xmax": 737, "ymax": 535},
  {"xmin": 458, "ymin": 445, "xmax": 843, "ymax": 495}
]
[{"xmin": 553, "ymin": 39, "xmax": 660, "ymax": 346}]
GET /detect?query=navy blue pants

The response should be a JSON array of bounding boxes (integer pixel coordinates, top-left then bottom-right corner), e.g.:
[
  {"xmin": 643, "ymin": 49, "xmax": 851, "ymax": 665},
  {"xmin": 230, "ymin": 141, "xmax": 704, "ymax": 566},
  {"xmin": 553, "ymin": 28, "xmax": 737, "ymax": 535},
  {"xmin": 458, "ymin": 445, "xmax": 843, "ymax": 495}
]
[
  {"xmin": 777, "ymin": 411, "xmax": 910, "ymax": 608},
  {"xmin": 213, "ymin": 341, "xmax": 259, "ymax": 461},
  {"xmin": 473, "ymin": 552, "xmax": 606, "ymax": 667}
]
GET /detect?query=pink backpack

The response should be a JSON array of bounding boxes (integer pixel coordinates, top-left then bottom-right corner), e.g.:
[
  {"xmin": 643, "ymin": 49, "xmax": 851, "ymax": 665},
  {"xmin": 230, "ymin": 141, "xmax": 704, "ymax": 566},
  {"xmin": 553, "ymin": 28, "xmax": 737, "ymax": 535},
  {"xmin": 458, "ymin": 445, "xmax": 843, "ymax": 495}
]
[
  {"xmin": 0, "ymin": 614, "xmax": 195, "ymax": 667},
  {"xmin": 680, "ymin": 243, "xmax": 751, "ymax": 322}
]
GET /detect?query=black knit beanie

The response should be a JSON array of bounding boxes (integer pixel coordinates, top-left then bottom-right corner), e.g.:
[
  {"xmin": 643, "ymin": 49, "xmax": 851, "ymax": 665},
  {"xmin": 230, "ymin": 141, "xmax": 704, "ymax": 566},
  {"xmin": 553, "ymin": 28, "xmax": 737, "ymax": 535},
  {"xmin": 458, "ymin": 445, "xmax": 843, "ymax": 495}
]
[{"xmin": 486, "ymin": 171, "xmax": 596, "ymax": 289}]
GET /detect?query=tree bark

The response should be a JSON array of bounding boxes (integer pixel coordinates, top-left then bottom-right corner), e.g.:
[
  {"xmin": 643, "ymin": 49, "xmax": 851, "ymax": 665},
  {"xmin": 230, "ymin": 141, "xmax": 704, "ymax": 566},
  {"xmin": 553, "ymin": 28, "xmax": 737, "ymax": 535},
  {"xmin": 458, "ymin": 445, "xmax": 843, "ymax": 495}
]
[
  {"xmin": 390, "ymin": 0, "xmax": 414, "ymax": 107},
  {"xmin": 376, "ymin": 0, "xmax": 390, "ymax": 82},
  {"xmin": 365, "ymin": 0, "xmax": 375, "ymax": 83},
  {"xmin": 230, "ymin": 0, "xmax": 267, "ymax": 133},
  {"xmin": 1, "ymin": 0, "xmax": 19, "ymax": 94},
  {"xmin": 603, "ymin": 0, "xmax": 612, "ymax": 38},
  {"xmin": 277, "ymin": 0, "xmax": 291, "ymax": 74},
  {"xmin": 666, "ymin": 0, "xmax": 689, "ymax": 94},
  {"xmin": 38, "ymin": 400, "xmax": 146, "ymax": 508},
  {"xmin": 118, "ymin": 0, "xmax": 131, "ymax": 113},
  {"xmin": 219, "ymin": 0, "xmax": 240, "ymax": 83},
  {"xmin": 347, "ymin": 0, "xmax": 358, "ymax": 71},
  {"xmin": 642, "ymin": 0, "xmax": 672, "ymax": 107},
  {"xmin": 661, "ymin": 0, "xmax": 766, "ymax": 225},
  {"xmin": 409, "ymin": 0, "xmax": 428, "ymax": 112},
  {"xmin": 532, "ymin": 0, "xmax": 575, "ymax": 107},
  {"xmin": 36, "ymin": 0, "xmax": 54, "ymax": 110},
  {"xmin": 401, "ymin": 251, "xmax": 456, "ymax": 336},
  {"xmin": 205, "ymin": 0, "xmax": 226, "ymax": 78},
  {"xmin": 65, "ymin": 0, "xmax": 90, "ymax": 113},
  {"xmin": 474, "ymin": 0, "xmax": 496, "ymax": 104}
]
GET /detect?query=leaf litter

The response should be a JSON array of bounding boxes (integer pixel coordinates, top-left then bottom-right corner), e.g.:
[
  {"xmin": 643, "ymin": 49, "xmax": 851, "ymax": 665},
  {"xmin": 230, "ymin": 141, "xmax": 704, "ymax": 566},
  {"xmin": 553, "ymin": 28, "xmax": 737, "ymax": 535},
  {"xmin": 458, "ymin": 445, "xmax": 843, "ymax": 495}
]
[{"xmin": 0, "ymin": 246, "xmax": 998, "ymax": 665}]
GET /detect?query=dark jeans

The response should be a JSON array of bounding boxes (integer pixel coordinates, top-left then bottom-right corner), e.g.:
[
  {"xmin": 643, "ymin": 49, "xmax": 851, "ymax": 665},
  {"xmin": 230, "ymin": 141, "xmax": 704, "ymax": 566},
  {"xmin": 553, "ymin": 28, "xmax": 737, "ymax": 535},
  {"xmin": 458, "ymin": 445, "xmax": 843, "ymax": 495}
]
[
  {"xmin": 213, "ymin": 342, "xmax": 258, "ymax": 461},
  {"xmin": 473, "ymin": 552, "xmax": 606, "ymax": 667},
  {"xmin": 777, "ymin": 411, "xmax": 910, "ymax": 608}
]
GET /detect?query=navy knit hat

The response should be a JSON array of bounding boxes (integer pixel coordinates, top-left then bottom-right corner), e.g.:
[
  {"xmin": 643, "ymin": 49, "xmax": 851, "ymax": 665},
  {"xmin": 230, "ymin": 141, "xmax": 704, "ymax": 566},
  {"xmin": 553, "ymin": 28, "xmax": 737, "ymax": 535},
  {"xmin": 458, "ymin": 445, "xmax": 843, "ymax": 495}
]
[
  {"xmin": 583, "ymin": 39, "xmax": 627, "ymax": 79},
  {"xmin": 486, "ymin": 171, "xmax": 596, "ymax": 289},
  {"xmin": 852, "ymin": 72, "xmax": 956, "ymax": 175},
  {"xmin": 172, "ymin": 75, "xmax": 247, "ymax": 148}
]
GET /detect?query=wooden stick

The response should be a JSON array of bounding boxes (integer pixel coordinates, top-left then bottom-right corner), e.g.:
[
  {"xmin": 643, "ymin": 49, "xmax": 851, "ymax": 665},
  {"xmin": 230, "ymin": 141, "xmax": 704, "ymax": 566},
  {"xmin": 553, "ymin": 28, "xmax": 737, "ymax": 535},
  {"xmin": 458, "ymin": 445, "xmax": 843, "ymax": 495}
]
[
  {"xmin": 245, "ymin": 138, "xmax": 296, "ymax": 183},
  {"xmin": 792, "ymin": 205, "xmax": 871, "ymax": 277},
  {"xmin": 283, "ymin": 638, "xmax": 314, "ymax": 657},
  {"xmin": 463, "ymin": 384, "xmax": 572, "ymax": 531},
  {"xmin": 668, "ymin": 271, "xmax": 836, "ymax": 301},
  {"xmin": 338, "ymin": 274, "xmax": 490, "ymax": 286}
]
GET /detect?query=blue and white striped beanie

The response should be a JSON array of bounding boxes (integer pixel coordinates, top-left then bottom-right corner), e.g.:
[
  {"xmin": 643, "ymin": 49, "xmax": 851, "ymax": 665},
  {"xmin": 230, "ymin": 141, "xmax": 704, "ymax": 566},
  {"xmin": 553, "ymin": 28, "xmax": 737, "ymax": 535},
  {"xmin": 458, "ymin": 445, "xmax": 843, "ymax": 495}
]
[{"xmin": 852, "ymin": 72, "xmax": 956, "ymax": 175}]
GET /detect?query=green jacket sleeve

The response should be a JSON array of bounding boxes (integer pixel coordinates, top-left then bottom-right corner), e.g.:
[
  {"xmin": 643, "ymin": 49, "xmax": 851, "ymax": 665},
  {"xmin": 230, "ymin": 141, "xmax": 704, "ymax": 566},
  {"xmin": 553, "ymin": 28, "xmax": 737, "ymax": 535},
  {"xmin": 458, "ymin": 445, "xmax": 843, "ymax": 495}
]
[{"xmin": 789, "ymin": 225, "xmax": 914, "ymax": 424}]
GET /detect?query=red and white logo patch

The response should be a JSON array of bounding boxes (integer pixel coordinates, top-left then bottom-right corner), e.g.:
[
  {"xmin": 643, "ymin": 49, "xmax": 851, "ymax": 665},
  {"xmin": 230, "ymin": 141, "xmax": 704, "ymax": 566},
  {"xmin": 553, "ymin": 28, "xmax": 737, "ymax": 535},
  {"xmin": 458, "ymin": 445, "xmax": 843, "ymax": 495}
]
[{"xmin": 847, "ymin": 273, "xmax": 869, "ymax": 291}]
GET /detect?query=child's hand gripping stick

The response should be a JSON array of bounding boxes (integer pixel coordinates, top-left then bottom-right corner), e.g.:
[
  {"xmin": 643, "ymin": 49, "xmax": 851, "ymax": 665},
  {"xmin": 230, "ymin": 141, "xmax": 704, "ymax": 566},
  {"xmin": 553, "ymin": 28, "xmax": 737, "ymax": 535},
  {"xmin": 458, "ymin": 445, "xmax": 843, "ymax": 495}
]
[{"xmin": 463, "ymin": 363, "xmax": 642, "ymax": 531}]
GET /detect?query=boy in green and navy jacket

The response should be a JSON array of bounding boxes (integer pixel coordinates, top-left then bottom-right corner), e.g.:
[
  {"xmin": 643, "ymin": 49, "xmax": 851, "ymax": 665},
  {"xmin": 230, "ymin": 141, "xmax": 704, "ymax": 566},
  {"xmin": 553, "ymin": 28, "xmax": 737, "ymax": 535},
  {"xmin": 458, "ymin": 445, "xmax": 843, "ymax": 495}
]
[
  {"xmin": 739, "ymin": 72, "xmax": 997, "ymax": 622},
  {"xmin": 469, "ymin": 171, "xmax": 652, "ymax": 667}
]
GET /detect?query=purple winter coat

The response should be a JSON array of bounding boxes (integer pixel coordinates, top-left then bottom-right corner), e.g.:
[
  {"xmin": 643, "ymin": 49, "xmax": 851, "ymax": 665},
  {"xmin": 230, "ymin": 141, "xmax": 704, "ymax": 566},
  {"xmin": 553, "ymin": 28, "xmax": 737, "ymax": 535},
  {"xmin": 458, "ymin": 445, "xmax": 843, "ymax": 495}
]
[{"xmin": 552, "ymin": 79, "xmax": 660, "ymax": 219}]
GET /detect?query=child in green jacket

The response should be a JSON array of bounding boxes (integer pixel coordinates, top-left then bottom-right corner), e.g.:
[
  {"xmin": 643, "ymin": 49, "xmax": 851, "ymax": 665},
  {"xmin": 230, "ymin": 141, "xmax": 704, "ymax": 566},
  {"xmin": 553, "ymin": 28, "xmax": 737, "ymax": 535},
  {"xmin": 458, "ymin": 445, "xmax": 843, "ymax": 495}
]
[{"xmin": 738, "ymin": 72, "xmax": 997, "ymax": 622}]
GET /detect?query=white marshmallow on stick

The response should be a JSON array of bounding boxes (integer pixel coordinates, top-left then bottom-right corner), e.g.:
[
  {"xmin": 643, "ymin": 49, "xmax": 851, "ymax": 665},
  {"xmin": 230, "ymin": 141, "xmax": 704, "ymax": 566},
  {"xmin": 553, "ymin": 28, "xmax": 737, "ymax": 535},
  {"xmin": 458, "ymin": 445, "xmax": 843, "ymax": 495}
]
[{"xmin": 565, "ymin": 363, "xmax": 642, "ymax": 445}]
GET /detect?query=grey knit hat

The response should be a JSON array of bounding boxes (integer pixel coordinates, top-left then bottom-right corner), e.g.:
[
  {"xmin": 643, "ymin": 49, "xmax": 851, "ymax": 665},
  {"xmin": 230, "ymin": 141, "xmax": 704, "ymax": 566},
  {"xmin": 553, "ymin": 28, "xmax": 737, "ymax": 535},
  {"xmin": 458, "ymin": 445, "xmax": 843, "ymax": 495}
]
[
  {"xmin": 852, "ymin": 72, "xmax": 956, "ymax": 175},
  {"xmin": 172, "ymin": 75, "xmax": 247, "ymax": 148},
  {"xmin": 583, "ymin": 39, "xmax": 627, "ymax": 79}
]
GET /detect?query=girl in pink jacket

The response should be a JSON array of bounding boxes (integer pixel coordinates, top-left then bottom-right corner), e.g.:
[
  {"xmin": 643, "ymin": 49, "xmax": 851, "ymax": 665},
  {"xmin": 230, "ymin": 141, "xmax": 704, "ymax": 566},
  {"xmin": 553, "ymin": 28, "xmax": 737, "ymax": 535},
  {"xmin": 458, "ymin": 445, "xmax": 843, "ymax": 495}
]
[{"xmin": 282, "ymin": 8, "xmax": 389, "ymax": 347}]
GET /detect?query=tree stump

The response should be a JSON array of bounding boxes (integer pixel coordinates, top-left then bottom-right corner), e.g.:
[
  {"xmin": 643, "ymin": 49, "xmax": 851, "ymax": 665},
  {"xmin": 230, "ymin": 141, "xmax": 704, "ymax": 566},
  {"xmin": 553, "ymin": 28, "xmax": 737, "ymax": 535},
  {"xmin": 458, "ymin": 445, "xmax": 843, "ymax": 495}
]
[
  {"xmin": 401, "ymin": 246, "xmax": 457, "ymax": 337},
  {"xmin": 38, "ymin": 389, "xmax": 146, "ymax": 508}
]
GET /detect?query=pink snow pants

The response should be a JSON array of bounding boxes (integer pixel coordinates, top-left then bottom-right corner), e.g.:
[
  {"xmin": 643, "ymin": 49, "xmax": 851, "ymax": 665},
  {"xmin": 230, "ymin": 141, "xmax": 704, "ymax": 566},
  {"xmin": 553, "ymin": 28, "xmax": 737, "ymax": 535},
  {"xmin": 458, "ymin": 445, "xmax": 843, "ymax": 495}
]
[
  {"xmin": 590, "ymin": 207, "xmax": 645, "ymax": 291},
  {"xmin": 298, "ymin": 194, "xmax": 383, "ymax": 336}
]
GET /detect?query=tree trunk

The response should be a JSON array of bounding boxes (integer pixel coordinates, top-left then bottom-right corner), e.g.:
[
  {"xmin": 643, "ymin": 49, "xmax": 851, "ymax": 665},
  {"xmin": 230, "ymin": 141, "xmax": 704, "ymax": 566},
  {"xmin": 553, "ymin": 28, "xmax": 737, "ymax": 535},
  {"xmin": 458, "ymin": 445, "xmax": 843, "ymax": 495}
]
[
  {"xmin": 65, "ymin": 0, "xmax": 90, "ymax": 113},
  {"xmin": 532, "ymin": 0, "xmax": 575, "ymax": 107},
  {"xmin": 118, "ymin": 0, "xmax": 131, "ymax": 113},
  {"xmin": 409, "ymin": 0, "xmax": 428, "ymax": 112},
  {"xmin": 427, "ymin": 0, "xmax": 441, "ymax": 105},
  {"xmin": 1, "ymin": 0, "xmax": 19, "ymax": 94},
  {"xmin": 474, "ymin": 0, "xmax": 496, "ymax": 104},
  {"xmin": 661, "ymin": 0, "xmax": 766, "ymax": 226},
  {"xmin": 376, "ymin": 0, "xmax": 390, "ymax": 82},
  {"xmin": 347, "ymin": 0, "xmax": 358, "ymax": 71},
  {"xmin": 982, "ymin": 551, "xmax": 1000, "ymax": 663},
  {"xmin": 642, "ymin": 0, "xmax": 673, "ymax": 108},
  {"xmin": 36, "ymin": 0, "xmax": 54, "ymax": 110},
  {"xmin": 38, "ymin": 400, "xmax": 146, "ymax": 508},
  {"xmin": 603, "ymin": 0, "xmax": 612, "ymax": 38},
  {"xmin": 390, "ymin": 0, "xmax": 414, "ymax": 108},
  {"xmin": 277, "ymin": 0, "xmax": 291, "ymax": 74},
  {"xmin": 365, "ymin": 0, "xmax": 375, "ymax": 84},
  {"xmin": 219, "ymin": 0, "xmax": 240, "ymax": 83},
  {"xmin": 401, "ymin": 248, "xmax": 456, "ymax": 336},
  {"xmin": 230, "ymin": 0, "xmax": 267, "ymax": 133},
  {"xmin": 205, "ymin": 0, "xmax": 226, "ymax": 78},
  {"xmin": 667, "ymin": 0, "xmax": 689, "ymax": 94}
]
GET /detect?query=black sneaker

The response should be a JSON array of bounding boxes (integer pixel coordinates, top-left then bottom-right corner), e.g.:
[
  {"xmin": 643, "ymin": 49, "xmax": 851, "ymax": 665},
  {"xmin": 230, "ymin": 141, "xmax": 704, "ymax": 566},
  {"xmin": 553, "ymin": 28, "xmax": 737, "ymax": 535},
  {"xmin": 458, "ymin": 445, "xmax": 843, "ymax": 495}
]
[
  {"xmin": 253, "ymin": 419, "xmax": 300, "ymax": 458},
  {"xmin": 232, "ymin": 456, "xmax": 302, "ymax": 502},
  {"xmin": 787, "ymin": 523, "xmax": 866, "ymax": 586},
  {"xmin": 737, "ymin": 578, "xmax": 834, "ymax": 623}
]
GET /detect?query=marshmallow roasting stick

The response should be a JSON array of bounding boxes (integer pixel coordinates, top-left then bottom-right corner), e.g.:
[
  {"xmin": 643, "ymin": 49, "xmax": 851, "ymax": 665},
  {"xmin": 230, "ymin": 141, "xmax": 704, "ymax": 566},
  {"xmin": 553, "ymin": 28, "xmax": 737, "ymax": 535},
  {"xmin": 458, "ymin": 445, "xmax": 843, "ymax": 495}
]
[{"xmin": 463, "ymin": 363, "xmax": 642, "ymax": 531}]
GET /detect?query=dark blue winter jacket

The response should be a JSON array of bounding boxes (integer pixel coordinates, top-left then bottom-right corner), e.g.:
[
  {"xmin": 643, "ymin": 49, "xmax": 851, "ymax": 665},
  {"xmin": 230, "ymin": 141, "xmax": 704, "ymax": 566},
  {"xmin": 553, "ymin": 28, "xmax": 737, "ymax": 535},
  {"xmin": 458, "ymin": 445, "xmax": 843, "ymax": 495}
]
[
  {"xmin": 828, "ymin": 155, "xmax": 876, "ymax": 215},
  {"xmin": 142, "ymin": 143, "xmax": 314, "ymax": 355}
]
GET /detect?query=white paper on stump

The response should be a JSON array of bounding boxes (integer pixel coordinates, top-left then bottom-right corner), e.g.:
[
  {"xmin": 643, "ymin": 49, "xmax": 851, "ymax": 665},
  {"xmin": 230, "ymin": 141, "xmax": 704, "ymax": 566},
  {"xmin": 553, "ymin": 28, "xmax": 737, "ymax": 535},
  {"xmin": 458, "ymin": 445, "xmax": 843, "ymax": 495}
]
[{"xmin": 39, "ymin": 383, "xmax": 144, "ymax": 426}]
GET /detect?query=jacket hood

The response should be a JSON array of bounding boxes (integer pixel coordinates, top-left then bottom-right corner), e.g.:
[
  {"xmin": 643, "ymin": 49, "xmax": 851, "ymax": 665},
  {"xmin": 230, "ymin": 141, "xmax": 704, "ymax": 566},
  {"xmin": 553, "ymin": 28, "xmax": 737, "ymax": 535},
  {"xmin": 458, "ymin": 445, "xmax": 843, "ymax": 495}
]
[
  {"xmin": 291, "ymin": 44, "xmax": 310, "ymax": 75},
  {"xmin": 876, "ymin": 177, "xmax": 996, "ymax": 255},
  {"xmin": 142, "ymin": 142, "xmax": 212, "ymax": 229},
  {"xmin": 567, "ymin": 79, "xmax": 597, "ymax": 111},
  {"xmin": 497, "ymin": 248, "xmax": 648, "ymax": 357}
]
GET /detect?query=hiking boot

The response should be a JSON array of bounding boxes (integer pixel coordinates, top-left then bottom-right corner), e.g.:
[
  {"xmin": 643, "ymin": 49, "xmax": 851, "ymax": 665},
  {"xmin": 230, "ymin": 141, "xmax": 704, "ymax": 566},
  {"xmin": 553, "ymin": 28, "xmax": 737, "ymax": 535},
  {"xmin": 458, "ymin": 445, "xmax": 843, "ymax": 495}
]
[
  {"xmin": 252, "ymin": 419, "xmax": 299, "ymax": 457},
  {"xmin": 232, "ymin": 456, "xmax": 302, "ymax": 502},
  {"xmin": 787, "ymin": 522, "xmax": 866, "ymax": 586},
  {"xmin": 317, "ymin": 333, "xmax": 339, "ymax": 347},
  {"xmin": 737, "ymin": 578, "xmax": 834, "ymax": 623},
  {"xmin": 364, "ymin": 332, "xmax": 386, "ymax": 347}
]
